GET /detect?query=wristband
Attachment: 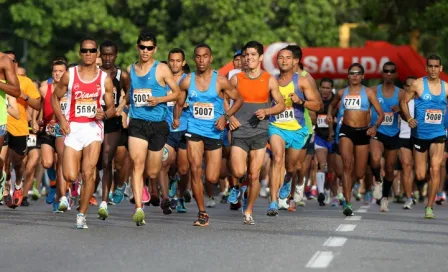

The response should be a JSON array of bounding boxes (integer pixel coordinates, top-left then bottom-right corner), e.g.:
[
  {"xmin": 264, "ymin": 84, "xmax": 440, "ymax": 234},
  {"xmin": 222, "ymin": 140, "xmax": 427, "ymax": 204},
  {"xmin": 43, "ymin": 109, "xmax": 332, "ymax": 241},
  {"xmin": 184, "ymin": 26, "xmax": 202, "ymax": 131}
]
[{"xmin": 407, "ymin": 117, "xmax": 414, "ymax": 122}]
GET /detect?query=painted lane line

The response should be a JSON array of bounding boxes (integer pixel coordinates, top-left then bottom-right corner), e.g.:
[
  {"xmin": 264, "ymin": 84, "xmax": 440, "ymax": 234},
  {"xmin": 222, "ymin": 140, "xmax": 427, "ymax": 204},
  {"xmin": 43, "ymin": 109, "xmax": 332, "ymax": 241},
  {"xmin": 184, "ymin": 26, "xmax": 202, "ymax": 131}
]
[
  {"xmin": 356, "ymin": 208, "xmax": 367, "ymax": 213},
  {"xmin": 305, "ymin": 251, "xmax": 334, "ymax": 268},
  {"xmin": 336, "ymin": 224, "xmax": 356, "ymax": 232},
  {"xmin": 360, "ymin": 205, "xmax": 370, "ymax": 209},
  {"xmin": 345, "ymin": 216, "xmax": 362, "ymax": 221},
  {"xmin": 323, "ymin": 237, "xmax": 347, "ymax": 247}
]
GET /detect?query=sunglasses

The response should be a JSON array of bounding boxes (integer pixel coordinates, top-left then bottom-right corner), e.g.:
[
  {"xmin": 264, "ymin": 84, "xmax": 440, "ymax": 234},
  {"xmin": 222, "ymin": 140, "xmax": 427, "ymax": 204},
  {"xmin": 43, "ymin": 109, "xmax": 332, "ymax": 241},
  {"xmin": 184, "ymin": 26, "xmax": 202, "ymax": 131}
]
[
  {"xmin": 383, "ymin": 69, "xmax": 396, "ymax": 74},
  {"xmin": 349, "ymin": 71, "xmax": 363, "ymax": 76},
  {"xmin": 80, "ymin": 48, "xmax": 98, "ymax": 54},
  {"xmin": 138, "ymin": 45, "xmax": 155, "ymax": 51}
]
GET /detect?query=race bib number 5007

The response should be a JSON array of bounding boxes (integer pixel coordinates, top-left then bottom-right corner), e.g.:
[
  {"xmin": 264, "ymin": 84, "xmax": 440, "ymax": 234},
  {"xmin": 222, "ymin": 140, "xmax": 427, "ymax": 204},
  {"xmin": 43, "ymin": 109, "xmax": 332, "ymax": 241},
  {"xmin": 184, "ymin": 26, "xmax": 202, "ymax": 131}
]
[{"xmin": 193, "ymin": 102, "xmax": 214, "ymax": 120}]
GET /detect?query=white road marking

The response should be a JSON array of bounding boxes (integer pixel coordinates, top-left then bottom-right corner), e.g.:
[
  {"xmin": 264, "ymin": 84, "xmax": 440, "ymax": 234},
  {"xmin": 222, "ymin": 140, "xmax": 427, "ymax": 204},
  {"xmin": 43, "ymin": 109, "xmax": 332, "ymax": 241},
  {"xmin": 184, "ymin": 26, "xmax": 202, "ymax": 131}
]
[
  {"xmin": 323, "ymin": 237, "xmax": 347, "ymax": 247},
  {"xmin": 356, "ymin": 208, "xmax": 367, "ymax": 213},
  {"xmin": 360, "ymin": 205, "xmax": 370, "ymax": 209},
  {"xmin": 345, "ymin": 216, "xmax": 362, "ymax": 221},
  {"xmin": 305, "ymin": 251, "xmax": 334, "ymax": 268},
  {"xmin": 336, "ymin": 224, "xmax": 356, "ymax": 232}
]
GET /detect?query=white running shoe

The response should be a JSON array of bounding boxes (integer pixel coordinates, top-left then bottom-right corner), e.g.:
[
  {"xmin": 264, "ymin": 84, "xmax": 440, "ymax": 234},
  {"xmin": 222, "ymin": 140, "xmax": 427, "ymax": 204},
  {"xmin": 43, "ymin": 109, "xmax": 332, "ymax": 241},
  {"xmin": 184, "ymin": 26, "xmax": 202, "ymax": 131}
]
[
  {"xmin": 278, "ymin": 198, "xmax": 288, "ymax": 210},
  {"xmin": 380, "ymin": 197, "xmax": 389, "ymax": 212},
  {"xmin": 403, "ymin": 198, "xmax": 414, "ymax": 210},
  {"xmin": 206, "ymin": 197, "xmax": 216, "ymax": 208},
  {"xmin": 76, "ymin": 213, "xmax": 88, "ymax": 229},
  {"xmin": 294, "ymin": 183, "xmax": 305, "ymax": 203},
  {"xmin": 324, "ymin": 189, "xmax": 331, "ymax": 205},
  {"xmin": 373, "ymin": 182, "xmax": 383, "ymax": 200},
  {"xmin": 259, "ymin": 186, "xmax": 268, "ymax": 198}
]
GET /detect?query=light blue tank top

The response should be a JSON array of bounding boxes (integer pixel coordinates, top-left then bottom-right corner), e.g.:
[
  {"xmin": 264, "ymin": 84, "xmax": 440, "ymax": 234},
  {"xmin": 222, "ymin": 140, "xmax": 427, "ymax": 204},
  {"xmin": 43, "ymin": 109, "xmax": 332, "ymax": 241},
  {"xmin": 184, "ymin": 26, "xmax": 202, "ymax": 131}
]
[
  {"xmin": 166, "ymin": 74, "xmax": 188, "ymax": 132},
  {"xmin": 341, "ymin": 86, "xmax": 370, "ymax": 112},
  {"xmin": 129, "ymin": 61, "xmax": 168, "ymax": 122},
  {"xmin": 370, "ymin": 84, "xmax": 400, "ymax": 136},
  {"xmin": 335, "ymin": 105, "xmax": 345, "ymax": 144},
  {"xmin": 413, "ymin": 77, "xmax": 446, "ymax": 140},
  {"xmin": 187, "ymin": 71, "xmax": 224, "ymax": 139}
]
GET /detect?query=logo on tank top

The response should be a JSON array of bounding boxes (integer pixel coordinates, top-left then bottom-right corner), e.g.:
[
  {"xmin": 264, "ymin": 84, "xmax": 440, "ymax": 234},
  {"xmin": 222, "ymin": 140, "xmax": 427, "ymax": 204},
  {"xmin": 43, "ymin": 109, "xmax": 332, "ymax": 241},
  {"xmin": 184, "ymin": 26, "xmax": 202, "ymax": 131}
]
[
  {"xmin": 190, "ymin": 90, "xmax": 197, "ymax": 98},
  {"xmin": 423, "ymin": 94, "xmax": 431, "ymax": 100},
  {"xmin": 378, "ymin": 98, "xmax": 384, "ymax": 104},
  {"xmin": 96, "ymin": 83, "xmax": 101, "ymax": 92},
  {"xmin": 73, "ymin": 83, "xmax": 79, "ymax": 91}
]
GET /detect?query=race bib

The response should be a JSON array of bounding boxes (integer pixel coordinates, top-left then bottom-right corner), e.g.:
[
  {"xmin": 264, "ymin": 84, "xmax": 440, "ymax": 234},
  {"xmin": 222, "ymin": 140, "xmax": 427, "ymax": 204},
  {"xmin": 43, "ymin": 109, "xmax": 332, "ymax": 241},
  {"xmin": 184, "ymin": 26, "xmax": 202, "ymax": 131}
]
[
  {"xmin": 424, "ymin": 109, "xmax": 442, "ymax": 124},
  {"xmin": 344, "ymin": 95, "xmax": 361, "ymax": 110},
  {"xmin": 60, "ymin": 97, "xmax": 68, "ymax": 113},
  {"xmin": 100, "ymin": 88, "xmax": 118, "ymax": 106},
  {"xmin": 193, "ymin": 102, "xmax": 214, "ymax": 120},
  {"xmin": 275, "ymin": 107, "xmax": 295, "ymax": 122},
  {"xmin": 133, "ymin": 89, "xmax": 152, "ymax": 107},
  {"xmin": 167, "ymin": 90, "xmax": 174, "ymax": 107},
  {"xmin": 75, "ymin": 100, "xmax": 97, "ymax": 118},
  {"xmin": 317, "ymin": 114, "xmax": 328, "ymax": 128},
  {"xmin": 382, "ymin": 112, "xmax": 394, "ymax": 126},
  {"xmin": 27, "ymin": 134, "xmax": 37, "ymax": 147}
]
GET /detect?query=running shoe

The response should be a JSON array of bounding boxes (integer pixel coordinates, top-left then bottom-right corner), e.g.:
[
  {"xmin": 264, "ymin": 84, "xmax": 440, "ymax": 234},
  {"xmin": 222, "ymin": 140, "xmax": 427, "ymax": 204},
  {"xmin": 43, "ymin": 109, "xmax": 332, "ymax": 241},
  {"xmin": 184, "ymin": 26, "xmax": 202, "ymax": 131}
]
[
  {"xmin": 142, "ymin": 186, "xmax": 150, "ymax": 203},
  {"xmin": 98, "ymin": 201, "xmax": 109, "ymax": 220},
  {"xmin": 124, "ymin": 182, "xmax": 130, "ymax": 198},
  {"xmin": 288, "ymin": 199, "xmax": 296, "ymax": 212},
  {"xmin": 373, "ymin": 181, "xmax": 383, "ymax": 200},
  {"xmin": 403, "ymin": 198, "xmax": 414, "ymax": 210},
  {"xmin": 53, "ymin": 202, "xmax": 63, "ymax": 213},
  {"xmin": 279, "ymin": 198, "xmax": 288, "ymax": 210},
  {"xmin": 230, "ymin": 201, "xmax": 241, "ymax": 211},
  {"xmin": 193, "ymin": 212, "xmax": 209, "ymax": 227},
  {"xmin": 168, "ymin": 175, "xmax": 178, "ymax": 198},
  {"xmin": 318, "ymin": 193, "xmax": 326, "ymax": 206},
  {"xmin": 0, "ymin": 171, "xmax": 5, "ymax": 202},
  {"xmin": 206, "ymin": 197, "xmax": 216, "ymax": 208},
  {"xmin": 324, "ymin": 189, "xmax": 331, "ymax": 205},
  {"xmin": 184, "ymin": 189, "xmax": 192, "ymax": 203},
  {"xmin": 220, "ymin": 191, "xmax": 228, "ymax": 203},
  {"xmin": 76, "ymin": 213, "xmax": 88, "ymax": 229},
  {"xmin": 435, "ymin": 192, "xmax": 444, "ymax": 205},
  {"xmin": 279, "ymin": 180, "xmax": 292, "ymax": 200},
  {"xmin": 243, "ymin": 213, "xmax": 255, "ymax": 225},
  {"xmin": 89, "ymin": 196, "xmax": 98, "ymax": 206},
  {"xmin": 293, "ymin": 183, "xmax": 305, "ymax": 203},
  {"xmin": 267, "ymin": 201, "xmax": 279, "ymax": 216},
  {"xmin": 58, "ymin": 196, "xmax": 69, "ymax": 212},
  {"xmin": 176, "ymin": 198, "xmax": 187, "ymax": 213},
  {"xmin": 310, "ymin": 186, "xmax": 317, "ymax": 200},
  {"xmin": 21, "ymin": 196, "xmax": 30, "ymax": 207},
  {"xmin": 149, "ymin": 194, "xmax": 160, "ymax": 206},
  {"xmin": 380, "ymin": 197, "xmax": 389, "ymax": 212},
  {"xmin": 259, "ymin": 185, "xmax": 268, "ymax": 198},
  {"xmin": 133, "ymin": 208, "xmax": 146, "ymax": 226},
  {"xmin": 331, "ymin": 197, "xmax": 339, "ymax": 207},
  {"xmin": 46, "ymin": 167, "xmax": 57, "ymax": 204},
  {"xmin": 46, "ymin": 187, "xmax": 56, "ymax": 204},
  {"xmin": 31, "ymin": 186, "xmax": 40, "ymax": 201},
  {"xmin": 352, "ymin": 183, "xmax": 360, "ymax": 199},
  {"xmin": 297, "ymin": 200, "xmax": 306, "ymax": 207},
  {"xmin": 170, "ymin": 198, "xmax": 178, "ymax": 210},
  {"xmin": 107, "ymin": 192, "xmax": 115, "ymax": 205},
  {"xmin": 343, "ymin": 203, "xmax": 354, "ymax": 216},
  {"xmin": 227, "ymin": 187, "xmax": 240, "ymax": 204},
  {"xmin": 112, "ymin": 183, "xmax": 127, "ymax": 204},
  {"xmin": 13, "ymin": 186, "xmax": 23, "ymax": 207},
  {"xmin": 161, "ymin": 198, "xmax": 172, "ymax": 215},
  {"xmin": 424, "ymin": 207, "xmax": 435, "ymax": 219},
  {"xmin": 364, "ymin": 191, "xmax": 372, "ymax": 204}
]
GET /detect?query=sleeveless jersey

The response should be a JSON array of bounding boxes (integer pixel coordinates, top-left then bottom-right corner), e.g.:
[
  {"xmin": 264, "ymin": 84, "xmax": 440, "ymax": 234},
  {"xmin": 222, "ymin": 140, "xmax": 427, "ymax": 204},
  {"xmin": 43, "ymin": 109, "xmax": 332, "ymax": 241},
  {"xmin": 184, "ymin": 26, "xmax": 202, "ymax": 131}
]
[
  {"xmin": 412, "ymin": 77, "xmax": 447, "ymax": 139},
  {"xmin": 371, "ymin": 84, "xmax": 400, "ymax": 136},
  {"xmin": 315, "ymin": 94, "xmax": 334, "ymax": 139},
  {"xmin": 43, "ymin": 82, "xmax": 54, "ymax": 124},
  {"xmin": 0, "ymin": 79, "xmax": 6, "ymax": 126},
  {"xmin": 334, "ymin": 104, "xmax": 345, "ymax": 144},
  {"xmin": 341, "ymin": 86, "xmax": 370, "ymax": 112},
  {"xmin": 101, "ymin": 68, "xmax": 122, "ymax": 109},
  {"xmin": 270, "ymin": 73, "xmax": 303, "ymax": 131},
  {"xmin": 187, "ymin": 71, "xmax": 224, "ymax": 139},
  {"xmin": 129, "ymin": 61, "xmax": 168, "ymax": 122},
  {"xmin": 399, "ymin": 99, "xmax": 414, "ymax": 139},
  {"xmin": 66, "ymin": 66, "xmax": 106, "ymax": 123},
  {"xmin": 166, "ymin": 73, "xmax": 188, "ymax": 132}
]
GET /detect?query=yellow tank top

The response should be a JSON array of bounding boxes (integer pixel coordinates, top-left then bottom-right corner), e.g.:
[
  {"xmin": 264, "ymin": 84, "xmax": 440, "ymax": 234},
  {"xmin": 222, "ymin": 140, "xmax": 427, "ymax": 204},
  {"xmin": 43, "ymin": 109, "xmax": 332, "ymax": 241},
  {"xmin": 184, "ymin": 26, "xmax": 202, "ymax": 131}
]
[{"xmin": 271, "ymin": 79, "xmax": 301, "ymax": 131}]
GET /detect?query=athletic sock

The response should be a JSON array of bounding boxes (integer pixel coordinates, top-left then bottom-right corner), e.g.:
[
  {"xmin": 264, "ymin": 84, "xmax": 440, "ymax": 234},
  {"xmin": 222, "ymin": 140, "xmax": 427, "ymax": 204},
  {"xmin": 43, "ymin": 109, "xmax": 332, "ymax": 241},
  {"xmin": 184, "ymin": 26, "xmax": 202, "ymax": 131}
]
[
  {"xmin": 316, "ymin": 172, "xmax": 325, "ymax": 194},
  {"xmin": 372, "ymin": 167, "xmax": 381, "ymax": 183},
  {"xmin": 382, "ymin": 178, "xmax": 393, "ymax": 198}
]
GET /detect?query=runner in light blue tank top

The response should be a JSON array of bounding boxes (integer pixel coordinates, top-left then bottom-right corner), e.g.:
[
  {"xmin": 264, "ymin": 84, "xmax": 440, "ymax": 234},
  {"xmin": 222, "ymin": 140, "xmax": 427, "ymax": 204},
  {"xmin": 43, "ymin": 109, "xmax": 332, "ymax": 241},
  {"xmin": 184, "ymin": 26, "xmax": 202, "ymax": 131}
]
[
  {"xmin": 371, "ymin": 84, "xmax": 400, "ymax": 137},
  {"xmin": 340, "ymin": 86, "xmax": 370, "ymax": 112},
  {"xmin": 187, "ymin": 71, "xmax": 224, "ymax": 140},
  {"xmin": 129, "ymin": 61, "xmax": 168, "ymax": 122},
  {"xmin": 166, "ymin": 73, "xmax": 188, "ymax": 132}
]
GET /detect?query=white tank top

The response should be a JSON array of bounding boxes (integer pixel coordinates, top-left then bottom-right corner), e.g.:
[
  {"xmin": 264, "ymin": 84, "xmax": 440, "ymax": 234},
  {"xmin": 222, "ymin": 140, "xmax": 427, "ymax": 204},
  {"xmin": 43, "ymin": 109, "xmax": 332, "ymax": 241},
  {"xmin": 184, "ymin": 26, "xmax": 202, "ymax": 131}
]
[{"xmin": 399, "ymin": 99, "xmax": 414, "ymax": 139}]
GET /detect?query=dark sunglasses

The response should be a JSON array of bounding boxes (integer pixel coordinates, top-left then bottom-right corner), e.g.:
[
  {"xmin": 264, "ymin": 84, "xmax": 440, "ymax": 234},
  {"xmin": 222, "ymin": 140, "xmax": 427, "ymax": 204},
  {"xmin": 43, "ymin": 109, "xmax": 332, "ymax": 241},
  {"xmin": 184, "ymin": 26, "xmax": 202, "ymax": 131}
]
[
  {"xmin": 383, "ymin": 69, "xmax": 396, "ymax": 74},
  {"xmin": 349, "ymin": 71, "xmax": 363, "ymax": 76},
  {"xmin": 80, "ymin": 48, "xmax": 98, "ymax": 54},
  {"xmin": 138, "ymin": 44, "xmax": 155, "ymax": 51}
]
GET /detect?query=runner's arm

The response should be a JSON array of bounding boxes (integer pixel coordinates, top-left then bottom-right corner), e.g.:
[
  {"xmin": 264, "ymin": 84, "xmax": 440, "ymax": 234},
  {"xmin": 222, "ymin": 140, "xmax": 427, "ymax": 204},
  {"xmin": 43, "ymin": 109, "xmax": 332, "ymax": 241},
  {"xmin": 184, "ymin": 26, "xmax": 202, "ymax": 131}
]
[
  {"xmin": 103, "ymin": 76, "xmax": 116, "ymax": 119},
  {"xmin": 51, "ymin": 72, "xmax": 69, "ymax": 123},
  {"xmin": 400, "ymin": 80, "xmax": 419, "ymax": 122},
  {"xmin": 301, "ymin": 76, "xmax": 323, "ymax": 112},
  {"xmin": 327, "ymin": 89, "xmax": 343, "ymax": 122},
  {"xmin": 6, "ymin": 95, "xmax": 20, "ymax": 119},
  {"xmin": 159, "ymin": 63, "xmax": 179, "ymax": 103},
  {"xmin": 22, "ymin": 78, "xmax": 41, "ymax": 111},
  {"xmin": 367, "ymin": 87, "xmax": 384, "ymax": 128},
  {"xmin": 397, "ymin": 89, "xmax": 408, "ymax": 120},
  {"xmin": 174, "ymin": 74, "xmax": 190, "ymax": 121},
  {"xmin": 219, "ymin": 75, "xmax": 243, "ymax": 117},
  {"xmin": 0, "ymin": 55, "xmax": 20, "ymax": 97},
  {"xmin": 266, "ymin": 76, "xmax": 285, "ymax": 115}
]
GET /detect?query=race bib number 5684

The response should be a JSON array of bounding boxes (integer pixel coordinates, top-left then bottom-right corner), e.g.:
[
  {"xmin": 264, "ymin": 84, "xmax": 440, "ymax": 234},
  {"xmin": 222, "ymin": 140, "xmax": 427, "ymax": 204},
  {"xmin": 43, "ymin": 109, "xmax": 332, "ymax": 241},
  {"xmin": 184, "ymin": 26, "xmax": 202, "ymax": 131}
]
[{"xmin": 75, "ymin": 100, "xmax": 96, "ymax": 118}]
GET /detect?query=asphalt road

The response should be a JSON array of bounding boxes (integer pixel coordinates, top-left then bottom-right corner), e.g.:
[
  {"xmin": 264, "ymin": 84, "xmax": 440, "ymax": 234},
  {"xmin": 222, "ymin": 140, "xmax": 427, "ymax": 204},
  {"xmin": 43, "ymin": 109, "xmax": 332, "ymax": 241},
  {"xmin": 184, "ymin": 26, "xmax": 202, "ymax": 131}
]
[{"xmin": 1, "ymin": 195, "xmax": 447, "ymax": 272}]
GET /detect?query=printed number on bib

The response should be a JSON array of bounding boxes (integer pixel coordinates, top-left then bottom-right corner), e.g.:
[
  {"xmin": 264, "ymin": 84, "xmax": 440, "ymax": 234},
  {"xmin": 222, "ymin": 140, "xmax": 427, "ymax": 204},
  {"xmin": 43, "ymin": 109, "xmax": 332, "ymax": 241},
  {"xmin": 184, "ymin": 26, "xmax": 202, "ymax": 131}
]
[
  {"xmin": 167, "ymin": 90, "xmax": 174, "ymax": 107},
  {"xmin": 133, "ymin": 89, "xmax": 152, "ymax": 107},
  {"xmin": 275, "ymin": 107, "xmax": 294, "ymax": 122},
  {"xmin": 60, "ymin": 97, "xmax": 68, "ymax": 113},
  {"xmin": 75, "ymin": 100, "xmax": 97, "ymax": 118},
  {"xmin": 27, "ymin": 134, "xmax": 37, "ymax": 147},
  {"xmin": 317, "ymin": 114, "xmax": 328, "ymax": 128},
  {"xmin": 193, "ymin": 102, "xmax": 214, "ymax": 120},
  {"xmin": 425, "ymin": 109, "xmax": 442, "ymax": 124},
  {"xmin": 382, "ymin": 112, "xmax": 394, "ymax": 126},
  {"xmin": 344, "ymin": 95, "xmax": 361, "ymax": 110}
]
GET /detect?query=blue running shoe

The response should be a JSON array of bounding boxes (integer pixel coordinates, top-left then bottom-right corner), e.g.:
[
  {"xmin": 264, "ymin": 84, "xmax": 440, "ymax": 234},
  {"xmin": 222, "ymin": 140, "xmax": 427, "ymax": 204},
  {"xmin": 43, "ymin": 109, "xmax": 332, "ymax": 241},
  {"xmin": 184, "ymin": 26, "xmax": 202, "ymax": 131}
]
[
  {"xmin": 53, "ymin": 202, "xmax": 63, "ymax": 213},
  {"xmin": 113, "ymin": 183, "xmax": 127, "ymax": 204},
  {"xmin": 46, "ymin": 187, "xmax": 56, "ymax": 204},
  {"xmin": 267, "ymin": 201, "xmax": 279, "ymax": 216},
  {"xmin": 168, "ymin": 175, "xmax": 178, "ymax": 198},
  {"xmin": 241, "ymin": 185, "xmax": 248, "ymax": 214},
  {"xmin": 176, "ymin": 198, "xmax": 187, "ymax": 213},
  {"xmin": 227, "ymin": 187, "xmax": 240, "ymax": 204},
  {"xmin": 279, "ymin": 181, "xmax": 292, "ymax": 200}
]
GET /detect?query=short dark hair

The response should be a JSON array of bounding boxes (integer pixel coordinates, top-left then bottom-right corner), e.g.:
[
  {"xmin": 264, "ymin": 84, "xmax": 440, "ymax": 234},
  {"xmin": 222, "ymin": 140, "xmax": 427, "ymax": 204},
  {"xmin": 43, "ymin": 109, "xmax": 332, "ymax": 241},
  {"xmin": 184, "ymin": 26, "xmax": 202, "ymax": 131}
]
[
  {"xmin": 427, "ymin": 54, "xmax": 442, "ymax": 66},
  {"xmin": 285, "ymin": 45, "xmax": 303, "ymax": 69},
  {"xmin": 348, "ymin": 63, "xmax": 365, "ymax": 74},
  {"xmin": 53, "ymin": 56, "xmax": 67, "ymax": 63},
  {"xmin": 100, "ymin": 40, "xmax": 118, "ymax": 53},
  {"xmin": 160, "ymin": 60, "xmax": 167, "ymax": 64},
  {"xmin": 320, "ymin": 77, "xmax": 334, "ymax": 88},
  {"xmin": 137, "ymin": 31, "xmax": 157, "ymax": 46},
  {"xmin": 383, "ymin": 61, "xmax": 397, "ymax": 69},
  {"xmin": 79, "ymin": 38, "xmax": 97, "ymax": 50},
  {"xmin": 53, "ymin": 60, "xmax": 68, "ymax": 70},
  {"xmin": 168, "ymin": 48, "xmax": 185, "ymax": 61},
  {"xmin": 194, "ymin": 43, "xmax": 212, "ymax": 55},
  {"xmin": 3, "ymin": 50, "xmax": 16, "ymax": 56},
  {"xmin": 404, "ymin": 76, "xmax": 417, "ymax": 85},
  {"xmin": 243, "ymin": 41, "xmax": 263, "ymax": 56}
]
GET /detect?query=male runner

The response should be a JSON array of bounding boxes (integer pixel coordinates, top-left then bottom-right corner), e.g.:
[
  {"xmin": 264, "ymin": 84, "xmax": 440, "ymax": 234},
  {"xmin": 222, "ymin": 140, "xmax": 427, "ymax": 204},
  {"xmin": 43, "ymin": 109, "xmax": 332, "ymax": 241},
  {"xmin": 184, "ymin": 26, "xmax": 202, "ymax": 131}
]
[
  {"xmin": 176, "ymin": 43, "xmax": 243, "ymax": 226},
  {"xmin": 400, "ymin": 55, "xmax": 447, "ymax": 219},
  {"xmin": 4, "ymin": 51, "xmax": 41, "ymax": 208},
  {"xmin": 96, "ymin": 40, "xmax": 130, "ymax": 219},
  {"xmin": 51, "ymin": 38, "xmax": 116, "ymax": 229},
  {"xmin": 229, "ymin": 41, "xmax": 284, "ymax": 223},
  {"xmin": 0, "ymin": 52, "xmax": 20, "ymax": 203}
]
